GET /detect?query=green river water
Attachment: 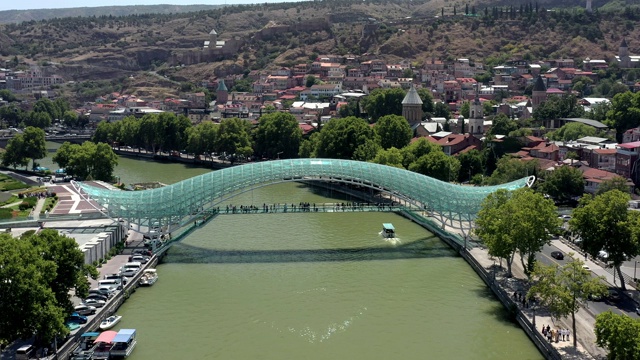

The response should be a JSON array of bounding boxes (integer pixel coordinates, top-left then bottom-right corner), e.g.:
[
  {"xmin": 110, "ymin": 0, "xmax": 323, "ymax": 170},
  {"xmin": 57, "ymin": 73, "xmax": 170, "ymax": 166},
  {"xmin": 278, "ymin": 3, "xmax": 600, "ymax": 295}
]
[{"xmin": 42, "ymin": 143, "xmax": 542, "ymax": 359}]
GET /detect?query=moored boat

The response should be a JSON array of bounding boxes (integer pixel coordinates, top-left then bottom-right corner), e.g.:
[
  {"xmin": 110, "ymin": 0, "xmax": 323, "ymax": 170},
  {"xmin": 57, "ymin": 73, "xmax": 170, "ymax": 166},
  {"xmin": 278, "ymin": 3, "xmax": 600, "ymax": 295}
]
[
  {"xmin": 110, "ymin": 329, "xmax": 137, "ymax": 358},
  {"xmin": 100, "ymin": 315, "xmax": 122, "ymax": 330},
  {"xmin": 139, "ymin": 269, "xmax": 158, "ymax": 286}
]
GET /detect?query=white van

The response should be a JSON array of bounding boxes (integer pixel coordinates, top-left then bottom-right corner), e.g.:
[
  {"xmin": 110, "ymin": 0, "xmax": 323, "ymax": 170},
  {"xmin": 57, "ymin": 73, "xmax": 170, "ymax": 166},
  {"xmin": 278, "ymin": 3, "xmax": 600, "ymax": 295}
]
[{"xmin": 16, "ymin": 344, "xmax": 35, "ymax": 360}]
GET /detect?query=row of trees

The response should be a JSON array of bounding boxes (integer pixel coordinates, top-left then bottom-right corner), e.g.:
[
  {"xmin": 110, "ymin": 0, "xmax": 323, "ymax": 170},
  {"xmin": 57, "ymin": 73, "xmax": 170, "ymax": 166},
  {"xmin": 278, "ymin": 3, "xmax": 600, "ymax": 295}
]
[
  {"xmin": 475, "ymin": 187, "xmax": 640, "ymax": 353},
  {"xmin": 1, "ymin": 125, "xmax": 118, "ymax": 182},
  {"xmin": 0, "ymin": 230, "xmax": 97, "ymax": 346}
]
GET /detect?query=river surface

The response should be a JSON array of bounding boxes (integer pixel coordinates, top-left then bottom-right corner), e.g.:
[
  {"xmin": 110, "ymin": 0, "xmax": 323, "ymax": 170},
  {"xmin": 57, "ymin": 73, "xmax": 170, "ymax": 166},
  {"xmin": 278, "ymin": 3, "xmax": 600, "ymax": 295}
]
[{"xmin": 43, "ymin": 142, "xmax": 542, "ymax": 359}]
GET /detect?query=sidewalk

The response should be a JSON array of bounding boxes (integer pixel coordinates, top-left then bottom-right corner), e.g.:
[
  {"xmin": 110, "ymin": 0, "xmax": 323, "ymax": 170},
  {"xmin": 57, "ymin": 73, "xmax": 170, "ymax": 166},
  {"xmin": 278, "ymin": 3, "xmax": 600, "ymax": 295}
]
[{"xmin": 467, "ymin": 245, "xmax": 606, "ymax": 359}]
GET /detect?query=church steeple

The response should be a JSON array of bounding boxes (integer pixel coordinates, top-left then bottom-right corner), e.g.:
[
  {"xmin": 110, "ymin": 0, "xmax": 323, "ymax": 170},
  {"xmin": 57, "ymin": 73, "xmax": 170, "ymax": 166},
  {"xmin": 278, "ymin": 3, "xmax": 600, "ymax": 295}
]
[
  {"xmin": 402, "ymin": 84, "xmax": 424, "ymax": 126},
  {"xmin": 468, "ymin": 83, "xmax": 484, "ymax": 135}
]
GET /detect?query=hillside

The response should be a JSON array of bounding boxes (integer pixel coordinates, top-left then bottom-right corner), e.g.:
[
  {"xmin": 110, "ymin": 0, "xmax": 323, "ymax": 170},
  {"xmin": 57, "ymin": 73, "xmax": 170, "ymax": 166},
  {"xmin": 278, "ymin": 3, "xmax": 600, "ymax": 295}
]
[
  {"xmin": 0, "ymin": 5, "xmax": 222, "ymax": 24},
  {"xmin": 1, "ymin": 0, "xmax": 640, "ymax": 93}
]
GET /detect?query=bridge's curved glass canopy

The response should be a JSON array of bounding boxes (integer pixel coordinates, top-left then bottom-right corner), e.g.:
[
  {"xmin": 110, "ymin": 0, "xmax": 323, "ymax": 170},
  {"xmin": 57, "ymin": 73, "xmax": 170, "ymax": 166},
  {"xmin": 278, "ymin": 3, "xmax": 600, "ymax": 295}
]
[{"xmin": 75, "ymin": 159, "xmax": 533, "ymax": 231}]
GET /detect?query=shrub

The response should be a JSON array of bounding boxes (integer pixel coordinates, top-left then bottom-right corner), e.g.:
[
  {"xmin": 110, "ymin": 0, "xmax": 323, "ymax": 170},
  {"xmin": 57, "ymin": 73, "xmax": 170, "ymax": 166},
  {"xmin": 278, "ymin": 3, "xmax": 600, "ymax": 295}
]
[
  {"xmin": 18, "ymin": 202, "xmax": 31, "ymax": 211},
  {"xmin": 0, "ymin": 208, "xmax": 13, "ymax": 219}
]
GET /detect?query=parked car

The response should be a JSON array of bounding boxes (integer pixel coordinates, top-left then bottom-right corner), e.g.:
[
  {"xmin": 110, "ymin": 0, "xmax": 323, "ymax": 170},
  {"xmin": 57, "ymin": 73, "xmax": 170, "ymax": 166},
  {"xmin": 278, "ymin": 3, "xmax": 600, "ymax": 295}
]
[
  {"xmin": 104, "ymin": 273, "xmax": 128, "ymax": 285},
  {"xmin": 67, "ymin": 313, "xmax": 88, "ymax": 324},
  {"xmin": 86, "ymin": 291, "xmax": 108, "ymax": 300},
  {"xmin": 133, "ymin": 249, "xmax": 152, "ymax": 257},
  {"xmin": 130, "ymin": 255, "xmax": 150, "ymax": 264},
  {"xmin": 88, "ymin": 288, "xmax": 112, "ymax": 298},
  {"xmin": 74, "ymin": 304, "xmax": 97, "ymax": 316},
  {"xmin": 83, "ymin": 298, "xmax": 106, "ymax": 308},
  {"xmin": 550, "ymin": 251, "xmax": 564, "ymax": 260}
]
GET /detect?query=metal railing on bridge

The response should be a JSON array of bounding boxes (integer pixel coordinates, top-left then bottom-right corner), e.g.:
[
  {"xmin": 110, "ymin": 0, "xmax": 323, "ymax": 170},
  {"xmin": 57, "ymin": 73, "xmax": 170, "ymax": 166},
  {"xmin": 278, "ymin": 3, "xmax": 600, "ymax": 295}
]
[{"xmin": 216, "ymin": 202, "xmax": 414, "ymax": 215}]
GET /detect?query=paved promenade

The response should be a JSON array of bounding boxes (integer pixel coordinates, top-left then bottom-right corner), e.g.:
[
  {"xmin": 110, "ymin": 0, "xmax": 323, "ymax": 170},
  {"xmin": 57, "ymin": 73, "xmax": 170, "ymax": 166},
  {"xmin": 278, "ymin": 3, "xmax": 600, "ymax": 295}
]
[{"xmin": 466, "ymin": 232, "xmax": 640, "ymax": 360}]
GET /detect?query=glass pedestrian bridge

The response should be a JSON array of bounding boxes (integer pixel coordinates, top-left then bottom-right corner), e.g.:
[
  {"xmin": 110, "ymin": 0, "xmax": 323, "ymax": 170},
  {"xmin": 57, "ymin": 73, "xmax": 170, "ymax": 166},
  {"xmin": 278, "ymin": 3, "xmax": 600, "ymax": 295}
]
[{"xmin": 73, "ymin": 159, "xmax": 534, "ymax": 234}]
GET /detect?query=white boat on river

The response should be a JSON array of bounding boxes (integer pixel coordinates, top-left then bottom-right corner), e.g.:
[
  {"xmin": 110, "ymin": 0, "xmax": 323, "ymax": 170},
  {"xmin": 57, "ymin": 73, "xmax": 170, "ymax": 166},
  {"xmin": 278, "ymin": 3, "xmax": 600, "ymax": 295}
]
[{"xmin": 100, "ymin": 315, "xmax": 122, "ymax": 330}]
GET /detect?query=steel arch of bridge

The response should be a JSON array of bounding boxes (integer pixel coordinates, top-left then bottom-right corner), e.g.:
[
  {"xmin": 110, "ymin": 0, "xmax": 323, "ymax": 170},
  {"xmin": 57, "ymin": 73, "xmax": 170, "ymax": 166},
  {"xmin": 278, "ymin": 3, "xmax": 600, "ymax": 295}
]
[{"xmin": 73, "ymin": 158, "xmax": 534, "ymax": 234}]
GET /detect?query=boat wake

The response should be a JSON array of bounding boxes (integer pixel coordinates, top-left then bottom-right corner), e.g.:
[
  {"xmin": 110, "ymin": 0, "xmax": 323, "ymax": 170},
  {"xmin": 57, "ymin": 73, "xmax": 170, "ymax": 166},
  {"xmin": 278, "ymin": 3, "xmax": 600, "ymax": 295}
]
[
  {"xmin": 267, "ymin": 307, "xmax": 368, "ymax": 343},
  {"xmin": 379, "ymin": 231, "xmax": 401, "ymax": 245}
]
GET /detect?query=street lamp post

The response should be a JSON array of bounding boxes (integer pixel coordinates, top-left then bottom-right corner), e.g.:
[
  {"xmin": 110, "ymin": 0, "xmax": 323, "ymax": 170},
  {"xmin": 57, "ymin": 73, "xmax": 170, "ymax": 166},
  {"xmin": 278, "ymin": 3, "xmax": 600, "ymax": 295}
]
[{"xmin": 635, "ymin": 261, "xmax": 638, "ymax": 282}]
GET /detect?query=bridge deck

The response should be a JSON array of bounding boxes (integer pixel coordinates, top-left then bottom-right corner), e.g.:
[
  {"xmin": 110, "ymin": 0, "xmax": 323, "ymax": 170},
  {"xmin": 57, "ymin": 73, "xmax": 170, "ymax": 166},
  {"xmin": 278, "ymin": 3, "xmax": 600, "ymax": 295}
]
[{"xmin": 214, "ymin": 203, "xmax": 415, "ymax": 215}]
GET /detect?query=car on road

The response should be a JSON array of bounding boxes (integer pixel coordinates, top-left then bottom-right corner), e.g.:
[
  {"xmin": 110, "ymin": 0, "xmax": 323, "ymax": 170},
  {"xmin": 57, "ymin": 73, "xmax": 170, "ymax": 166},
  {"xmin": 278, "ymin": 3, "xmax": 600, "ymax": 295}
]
[
  {"xmin": 86, "ymin": 292, "xmax": 109, "ymax": 302},
  {"xmin": 550, "ymin": 251, "xmax": 564, "ymax": 260},
  {"xmin": 83, "ymin": 298, "xmax": 106, "ymax": 308},
  {"xmin": 607, "ymin": 289, "xmax": 621, "ymax": 302},
  {"xmin": 130, "ymin": 255, "xmax": 150, "ymax": 264},
  {"xmin": 74, "ymin": 304, "xmax": 97, "ymax": 316}
]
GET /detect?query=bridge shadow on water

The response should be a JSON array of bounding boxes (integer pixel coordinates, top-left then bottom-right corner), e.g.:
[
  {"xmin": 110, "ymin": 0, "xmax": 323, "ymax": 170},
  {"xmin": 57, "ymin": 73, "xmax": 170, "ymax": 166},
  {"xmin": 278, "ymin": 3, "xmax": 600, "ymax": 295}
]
[{"xmin": 163, "ymin": 235, "xmax": 456, "ymax": 265}]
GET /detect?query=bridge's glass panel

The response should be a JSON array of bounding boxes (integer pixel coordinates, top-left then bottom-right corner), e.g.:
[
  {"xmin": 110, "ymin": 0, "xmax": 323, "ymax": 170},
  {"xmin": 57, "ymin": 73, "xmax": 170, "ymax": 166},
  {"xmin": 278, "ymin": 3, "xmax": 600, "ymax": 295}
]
[{"xmin": 75, "ymin": 159, "xmax": 532, "ymax": 228}]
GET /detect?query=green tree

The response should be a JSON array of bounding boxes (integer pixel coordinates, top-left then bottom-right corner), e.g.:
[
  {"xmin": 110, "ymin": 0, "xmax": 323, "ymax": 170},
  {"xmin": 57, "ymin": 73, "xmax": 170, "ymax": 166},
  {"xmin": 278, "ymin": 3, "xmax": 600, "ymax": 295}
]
[
  {"xmin": 0, "ymin": 103, "xmax": 26, "ymax": 126},
  {"xmin": 432, "ymin": 101, "xmax": 451, "ymax": 119},
  {"xmin": 0, "ymin": 89, "xmax": 18, "ymax": 102},
  {"xmin": 483, "ymin": 157, "xmax": 537, "ymax": 185},
  {"xmin": 361, "ymin": 88, "xmax": 406, "ymax": 122},
  {"xmin": 1, "ymin": 135, "xmax": 29, "ymax": 169},
  {"xmin": 298, "ymin": 132, "xmax": 319, "ymax": 158},
  {"xmin": 570, "ymin": 190, "xmax": 640, "ymax": 291},
  {"xmin": 460, "ymin": 101, "xmax": 470, "ymax": 118},
  {"xmin": 305, "ymin": 75, "xmax": 319, "ymax": 88},
  {"xmin": 61, "ymin": 110, "xmax": 79, "ymax": 128},
  {"xmin": 216, "ymin": 118, "xmax": 253, "ymax": 161},
  {"xmin": 548, "ymin": 122, "xmax": 596, "ymax": 142},
  {"xmin": 533, "ymin": 94, "xmax": 585, "ymax": 121},
  {"xmin": 417, "ymin": 88, "xmax": 435, "ymax": 115},
  {"xmin": 372, "ymin": 147, "xmax": 404, "ymax": 168},
  {"xmin": 353, "ymin": 138, "xmax": 382, "ymax": 161},
  {"xmin": 254, "ymin": 112, "xmax": 302, "ymax": 159},
  {"xmin": 606, "ymin": 91, "xmax": 640, "ymax": 143},
  {"xmin": 22, "ymin": 126, "xmax": 47, "ymax": 170},
  {"xmin": 409, "ymin": 151, "xmax": 460, "ymax": 182},
  {"xmin": 475, "ymin": 188, "xmax": 559, "ymax": 276},
  {"xmin": 457, "ymin": 149, "xmax": 484, "ymax": 182},
  {"xmin": 375, "ymin": 114, "xmax": 412, "ymax": 150},
  {"xmin": 595, "ymin": 311, "xmax": 640, "ymax": 359},
  {"xmin": 400, "ymin": 137, "xmax": 442, "ymax": 169},
  {"xmin": 487, "ymin": 113, "xmax": 518, "ymax": 136},
  {"xmin": 596, "ymin": 176, "xmax": 631, "ymax": 195},
  {"xmin": 53, "ymin": 141, "xmax": 118, "ymax": 181},
  {"xmin": 186, "ymin": 122, "xmax": 218, "ymax": 158},
  {"xmin": 0, "ymin": 234, "xmax": 66, "ymax": 345},
  {"xmin": 315, "ymin": 116, "xmax": 375, "ymax": 159},
  {"xmin": 24, "ymin": 111, "xmax": 52, "ymax": 129},
  {"xmin": 539, "ymin": 165, "xmax": 585, "ymax": 203},
  {"xmin": 24, "ymin": 229, "xmax": 97, "ymax": 311},
  {"xmin": 528, "ymin": 259, "xmax": 608, "ymax": 349}
]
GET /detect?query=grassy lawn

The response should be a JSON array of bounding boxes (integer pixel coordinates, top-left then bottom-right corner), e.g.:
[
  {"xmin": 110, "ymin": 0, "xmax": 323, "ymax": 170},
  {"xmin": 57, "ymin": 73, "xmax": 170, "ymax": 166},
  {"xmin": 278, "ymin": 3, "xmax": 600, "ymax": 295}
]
[{"xmin": 0, "ymin": 174, "xmax": 28, "ymax": 192}]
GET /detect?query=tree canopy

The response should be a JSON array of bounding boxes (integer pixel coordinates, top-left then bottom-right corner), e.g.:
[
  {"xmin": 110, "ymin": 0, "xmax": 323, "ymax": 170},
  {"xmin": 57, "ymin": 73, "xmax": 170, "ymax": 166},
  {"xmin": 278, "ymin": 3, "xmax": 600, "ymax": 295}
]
[
  {"xmin": 0, "ymin": 230, "xmax": 97, "ymax": 345},
  {"xmin": 539, "ymin": 165, "xmax": 585, "ymax": 203},
  {"xmin": 547, "ymin": 122, "xmax": 597, "ymax": 142},
  {"xmin": 528, "ymin": 258, "xmax": 608, "ymax": 348},
  {"xmin": 532, "ymin": 94, "xmax": 585, "ymax": 121},
  {"xmin": 596, "ymin": 176, "xmax": 631, "ymax": 196},
  {"xmin": 570, "ymin": 190, "xmax": 640, "ymax": 291},
  {"xmin": 595, "ymin": 311, "xmax": 640, "ymax": 359},
  {"xmin": 487, "ymin": 113, "xmax": 518, "ymax": 136},
  {"xmin": 374, "ymin": 114, "xmax": 412, "ymax": 150},
  {"xmin": 315, "ymin": 116, "xmax": 375, "ymax": 159},
  {"xmin": 605, "ymin": 91, "xmax": 640, "ymax": 143},
  {"xmin": 475, "ymin": 188, "xmax": 559, "ymax": 277},
  {"xmin": 53, "ymin": 141, "xmax": 118, "ymax": 181},
  {"xmin": 253, "ymin": 112, "xmax": 302, "ymax": 159},
  {"xmin": 360, "ymin": 88, "xmax": 406, "ymax": 122}
]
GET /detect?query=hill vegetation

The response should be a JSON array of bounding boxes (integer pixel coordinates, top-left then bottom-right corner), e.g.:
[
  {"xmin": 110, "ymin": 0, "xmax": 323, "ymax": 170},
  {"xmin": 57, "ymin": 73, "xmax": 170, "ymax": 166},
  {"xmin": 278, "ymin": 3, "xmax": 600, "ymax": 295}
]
[{"xmin": 1, "ymin": 0, "xmax": 640, "ymax": 93}]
